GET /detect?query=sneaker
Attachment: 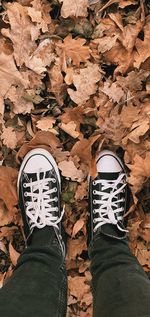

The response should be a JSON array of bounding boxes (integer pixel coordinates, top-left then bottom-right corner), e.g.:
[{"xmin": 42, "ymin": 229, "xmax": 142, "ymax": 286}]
[
  {"xmin": 89, "ymin": 150, "xmax": 129, "ymax": 241},
  {"xmin": 17, "ymin": 148, "xmax": 65, "ymax": 254}
]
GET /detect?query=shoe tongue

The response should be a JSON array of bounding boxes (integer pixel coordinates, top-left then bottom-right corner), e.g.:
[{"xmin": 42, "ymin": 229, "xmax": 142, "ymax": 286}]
[{"xmin": 98, "ymin": 172, "xmax": 120, "ymax": 181}]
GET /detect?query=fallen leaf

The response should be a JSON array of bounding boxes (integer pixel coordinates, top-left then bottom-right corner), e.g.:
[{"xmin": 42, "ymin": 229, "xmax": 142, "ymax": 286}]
[
  {"xmin": 0, "ymin": 166, "xmax": 18, "ymax": 213},
  {"xmin": 57, "ymin": 34, "xmax": 90, "ymax": 67},
  {"xmin": 134, "ymin": 21, "xmax": 150, "ymax": 68},
  {"xmin": 2, "ymin": 2, "xmax": 39, "ymax": 67},
  {"xmin": 1, "ymin": 126, "xmax": 17, "ymax": 149},
  {"xmin": 58, "ymin": 159, "xmax": 84, "ymax": 182},
  {"xmin": 67, "ymin": 236, "xmax": 87, "ymax": 260},
  {"xmin": 27, "ymin": 0, "xmax": 51, "ymax": 33},
  {"xmin": 59, "ymin": 121, "xmax": 80, "ymax": 139},
  {"xmin": 72, "ymin": 219, "xmax": 85, "ymax": 237},
  {"xmin": 9, "ymin": 242, "xmax": 20, "ymax": 266},
  {"xmin": 60, "ymin": 0, "xmax": 89, "ymax": 18},
  {"xmin": 36, "ymin": 116, "xmax": 56, "ymax": 131},
  {"xmin": 100, "ymin": 81, "xmax": 124, "ymax": 103},
  {"xmin": 68, "ymin": 63, "xmax": 101, "ymax": 105}
]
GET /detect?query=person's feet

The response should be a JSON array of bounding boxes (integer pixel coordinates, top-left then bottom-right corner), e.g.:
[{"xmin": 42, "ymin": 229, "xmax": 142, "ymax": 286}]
[
  {"xmin": 89, "ymin": 150, "xmax": 128, "ymax": 241},
  {"xmin": 17, "ymin": 148, "xmax": 65, "ymax": 253}
]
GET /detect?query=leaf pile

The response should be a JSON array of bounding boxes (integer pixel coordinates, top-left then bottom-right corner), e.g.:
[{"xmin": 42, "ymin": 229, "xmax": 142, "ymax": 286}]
[{"xmin": 0, "ymin": 0, "xmax": 150, "ymax": 315}]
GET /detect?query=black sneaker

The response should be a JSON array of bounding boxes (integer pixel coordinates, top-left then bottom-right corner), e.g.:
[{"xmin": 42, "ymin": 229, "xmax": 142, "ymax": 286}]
[
  {"xmin": 89, "ymin": 150, "xmax": 128, "ymax": 241},
  {"xmin": 17, "ymin": 148, "xmax": 65, "ymax": 255}
]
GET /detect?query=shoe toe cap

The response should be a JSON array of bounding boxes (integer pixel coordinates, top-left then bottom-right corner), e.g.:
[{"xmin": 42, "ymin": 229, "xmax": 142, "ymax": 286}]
[{"xmin": 96, "ymin": 150, "xmax": 124, "ymax": 173}]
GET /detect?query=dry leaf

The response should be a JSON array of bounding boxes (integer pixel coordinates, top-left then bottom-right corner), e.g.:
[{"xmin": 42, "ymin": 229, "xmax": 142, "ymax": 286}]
[
  {"xmin": 58, "ymin": 159, "xmax": 84, "ymax": 182},
  {"xmin": 60, "ymin": 0, "xmax": 88, "ymax": 18},
  {"xmin": 72, "ymin": 219, "xmax": 85, "ymax": 237},
  {"xmin": 100, "ymin": 81, "xmax": 124, "ymax": 103},
  {"xmin": 36, "ymin": 117, "xmax": 56, "ymax": 131},
  {"xmin": 0, "ymin": 166, "xmax": 18, "ymax": 213},
  {"xmin": 120, "ymin": 104, "xmax": 140, "ymax": 128},
  {"xmin": 59, "ymin": 121, "xmax": 80, "ymax": 139},
  {"xmin": 0, "ymin": 51, "xmax": 28, "ymax": 98},
  {"xmin": 67, "ymin": 236, "xmax": 87, "ymax": 259},
  {"xmin": 1, "ymin": 126, "xmax": 17, "ymax": 149},
  {"xmin": 134, "ymin": 22, "xmax": 150, "ymax": 69},
  {"xmin": 2, "ymin": 2, "xmax": 39, "ymax": 67},
  {"xmin": 57, "ymin": 34, "xmax": 90, "ymax": 67},
  {"xmin": 6, "ymin": 86, "xmax": 33, "ymax": 114},
  {"xmin": 68, "ymin": 63, "xmax": 101, "ymax": 105},
  {"xmin": 9, "ymin": 242, "xmax": 20, "ymax": 266},
  {"xmin": 27, "ymin": 0, "xmax": 51, "ymax": 33},
  {"xmin": 27, "ymin": 39, "xmax": 55, "ymax": 74},
  {"xmin": 68, "ymin": 276, "xmax": 90, "ymax": 301}
]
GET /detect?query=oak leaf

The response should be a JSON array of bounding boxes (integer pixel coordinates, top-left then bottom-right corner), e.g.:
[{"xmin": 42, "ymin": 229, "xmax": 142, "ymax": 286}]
[
  {"xmin": 6, "ymin": 86, "xmax": 33, "ymax": 114},
  {"xmin": 1, "ymin": 126, "xmax": 17, "ymax": 149},
  {"xmin": 120, "ymin": 104, "xmax": 140, "ymax": 128},
  {"xmin": 0, "ymin": 51, "xmax": 28, "ymax": 98},
  {"xmin": 58, "ymin": 160, "xmax": 84, "ymax": 182},
  {"xmin": 0, "ymin": 166, "xmax": 18, "ymax": 213},
  {"xmin": 36, "ymin": 117, "xmax": 56, "ymax": 131},
  {"xmin": 67, "ymin": 236, "xmax": 87, "ymax": 259},
  {"xmin": 68, "ymin": 63, "xmax": 101, "ymax": 105},
  {"xmin": 2, "ymin": 2, "xmax": 39, "ymax": 67},
  {"xmin": 100, "ymin": 81, "xmax": 124, "ymax": 103},
  {"xmin": 128, "ymin": 152, "xmax": 150, "ymax": 194},
  {"xmin": 57, "ymin": 35, "xmax": 90, "ymax": 67},
  {"xmin": 27, "ymin": 0, "xmax": 51, "ymax": 33},
  {"xmin": 68, "ymin": 276, "xmax": 90, "ymax": 301},
  {"xmin": 59, "ymin": 121, "xmax": 80, "ymax": 139},
  {"xmin": 134, "ymin": 22, "xmax": 150, "ymax": 69},
  {"xmin": 60, "ymin": 0, "xmax": 88, "ymax": 18},
  {"xmin": 27, "ymin": 39, "xmax": 55, "ymax": 74}
]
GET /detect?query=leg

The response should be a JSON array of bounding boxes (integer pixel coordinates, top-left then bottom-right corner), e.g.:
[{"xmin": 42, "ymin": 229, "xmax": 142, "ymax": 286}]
[
  {"xmin": 0, "ymin": 228, "xmax": 67, "ymax": 317},
  {"xmin": 90, "ymin": 234, "xmax": 150, "ymax": 317},
  {"xmin": 88, "ymin": 150, "xmax": 150, "ymax": 317},
  {"xmin": 0, "ymin": 148, "xmax": 67, "ymax": 317}
]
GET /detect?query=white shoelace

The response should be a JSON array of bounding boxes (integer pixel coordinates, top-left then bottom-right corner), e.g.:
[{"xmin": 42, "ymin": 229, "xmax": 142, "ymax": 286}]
[
  {"xmin": 24, "ymin": 171, "xmax": 64, "ymax": 230},
  {"xmin": 93, "ymin": 173, "xmax": 128, "ymax": 233}
]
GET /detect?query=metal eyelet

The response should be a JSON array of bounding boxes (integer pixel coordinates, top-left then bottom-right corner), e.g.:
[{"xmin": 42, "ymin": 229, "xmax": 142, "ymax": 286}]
[
  {"xmin": 54, "ymin": 187, "xmax": 57, "ymax": 192},
  {"xmin": 93, "ymin": 209, "xmax": 96, "ymax": 214},
  {"xmin": 93, "ymin": 219, "xmax": 96, "ymax": 223},
  {"xmin": 24, "ymin": 192, "xmax": 28, "ymax": 197},
  {"xmin": 93, "ymin": 200, "xmax": 96, "ymax": 205},
  {"xmin": 52, "ymin": 178, "xmax": 56, "ymax": 183},
  {"xmin": 23, "ymin": 183, "xmax": 27, "ymax": 188},
  {"xmin": 93, "ymin": 181, "xmax": 96, "ymax": 186},
  {"xmin": 93, "ymin": 190, "xmax": 96, "ymax": 195},
  {"xmin": 55, "ymin": 207, "xmax": 59, "ymax": 212},
  {"xmin": 55, "ymin": 197, "xmax": 58, "ymax": 202}
]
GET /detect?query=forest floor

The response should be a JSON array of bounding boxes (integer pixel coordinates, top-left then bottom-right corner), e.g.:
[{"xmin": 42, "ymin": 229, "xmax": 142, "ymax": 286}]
[{"xmin": 0, "ymin": 0, "xmax": 150, "ymax": 316}]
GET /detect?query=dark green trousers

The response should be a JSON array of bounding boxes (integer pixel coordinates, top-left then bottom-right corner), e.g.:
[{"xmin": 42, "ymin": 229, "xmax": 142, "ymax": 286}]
[{"xmin": 0, "ymin": 228, "xmax": 150, "ymax": 317}]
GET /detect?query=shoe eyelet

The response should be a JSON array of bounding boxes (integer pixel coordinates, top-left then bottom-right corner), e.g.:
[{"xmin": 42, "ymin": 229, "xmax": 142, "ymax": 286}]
[
  {"xmin": 93, "ymin": 200, "xmax": 96, "ymax": 205},
  {"xmin": 55, "ymin": 197, "xmax": 58, "ymax": 202},
  {"xmin": 54, "ymin": 187, "xmax": 57, "ymax": 192},
  {"xmin": 93, "ymin": 219, "xmax": 96, "ymax": 223},
  {"xmin": 93, "ymin": 209, "xmax": 96, "ymax": 214},
  {"xmin": 24, "ymin": 192, "xmax": 28, "ymax": 197},
  {"xmin": 52, "ymin": 178, "xmax": 56, "ymax": 183},
  {"xmin": 93, "ymin": 190, "xmax": 96, "ymax": 195},
  {"xmin": 23, "ymin": 183, "xmax": 27, "ymax": 188},
  {"xmin": 93, "ymin": 181, "xmax": 96, "ymax": 186}
]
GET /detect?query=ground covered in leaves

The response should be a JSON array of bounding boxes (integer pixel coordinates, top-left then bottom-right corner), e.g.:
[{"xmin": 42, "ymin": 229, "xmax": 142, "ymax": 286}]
[{"xmin": 0, "ymin": 0, "xmax": 150, "ymax": 315}]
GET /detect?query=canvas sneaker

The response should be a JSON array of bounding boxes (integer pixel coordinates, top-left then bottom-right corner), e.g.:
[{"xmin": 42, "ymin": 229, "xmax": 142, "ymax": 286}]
[
  {"xmin": 17, "ymin": 148, "xmax": 65, "ymax": 255},
  {"xmin": 89, "ymin": 150, "xmax": 129, "ymax": 241}
]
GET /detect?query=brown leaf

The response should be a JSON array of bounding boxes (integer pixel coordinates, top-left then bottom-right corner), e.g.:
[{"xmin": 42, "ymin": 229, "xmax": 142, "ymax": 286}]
[
  {"xmin": 120, "ymin": 104, "xmax": 140, "ymax": 128},
  {"xmin": 36, "ymin": 116, "xmax": 56, "ymax": 131},
  {"xmin": 2, "ymin": 2, "xmax": 39, "ymax": 67},
  {"xmin": 0, "ymin": 167, "xmax": 18, "ymax": 213},
  {"xmin": 68, "ymin": 276, "xmax": 90, "ymax": 301},
  {"xmin": 9, "ymin": 242, "xmax": 20, "ymax": 266},
  {"xmin": 16, "ymin": 131, "xmax": 61, "ymax": 162},
  {"xmin": 60, "ymin": 0, "xmax": 89, "ymax": 18},
  {"xmin": 67, "ymin": 236, "xmax": 87, "ymax": 260},
  {"xmin": 27, "ymin": 0, "xmax": 51, "ymax": 33},
  {"xmin": 134, "ymin": 21, "xmax": 150, "ymax": 69},
  {"xmin": 72, "ymin": 219, "xmax": 85, "ymax": 237},
  {"xmin": 58, "ymin": 159, "xmax": 84, "ymax": 182},
  {"xmin": 0, "ymin": 50, "xmax": 28, "ymax": 98},
  {"xmin": 128, "ymin": 152, "xmax": 150, "ymax": 194},
  {"xmin": 27, "ymin": 39, "xmax": 55, "ymax": 74},
  {"xmin": 57, "ymin": 34, "xmax": 90, "ymax": 67},
  {"xmin": 1, "ymin": 126, "xmax": 17, "ymax": 149},
  {"xmin": 100, "ymin": 81, "xmax": 124, "ymax": 103},
  {"xmin": 68, "ymin": 63, "xmax": 101, "ymax": 105},
  {"xmin": 59, "ymin": 121, "xmax": 80, "ymax": 139}
]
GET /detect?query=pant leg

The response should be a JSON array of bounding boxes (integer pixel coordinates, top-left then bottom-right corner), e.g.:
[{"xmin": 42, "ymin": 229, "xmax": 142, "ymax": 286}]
[
  {"xmin": 89, "ymin": 234, "xmax": 150, "ymax": 317},
  {"xmin": 0, "ymin": 227, "xmax": 67, "ymax": 317}
]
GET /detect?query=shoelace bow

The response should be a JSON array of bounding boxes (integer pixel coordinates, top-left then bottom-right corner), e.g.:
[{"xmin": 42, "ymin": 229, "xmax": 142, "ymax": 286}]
[
  {"xmin": 93, "ymin": 173, "xmax": 128, "ymax": 233},
  {"xmin": 24, "ymin": 170, "xmax": 64, "ymax": 230}
]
